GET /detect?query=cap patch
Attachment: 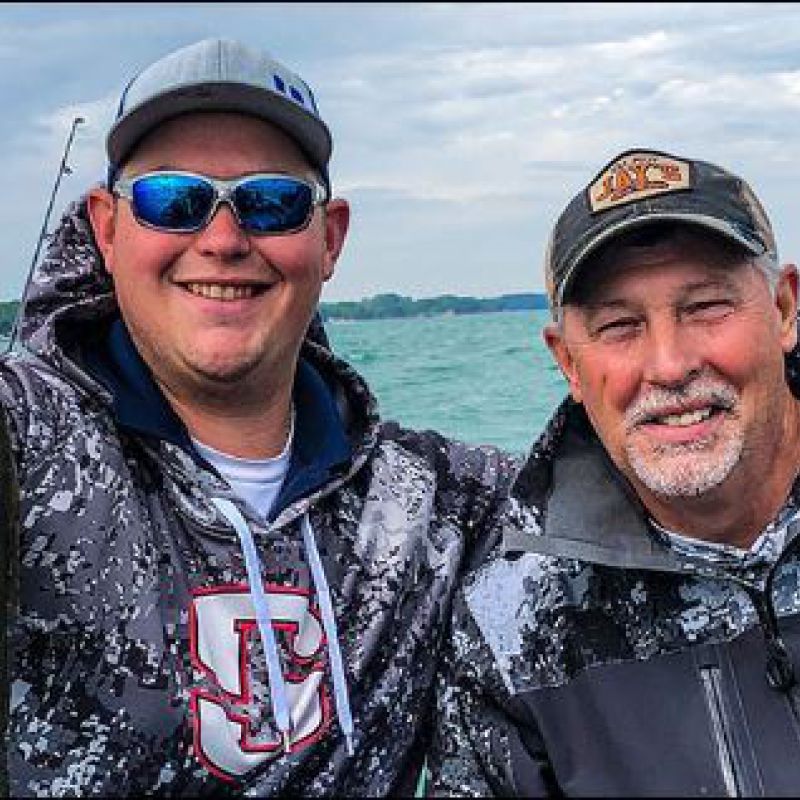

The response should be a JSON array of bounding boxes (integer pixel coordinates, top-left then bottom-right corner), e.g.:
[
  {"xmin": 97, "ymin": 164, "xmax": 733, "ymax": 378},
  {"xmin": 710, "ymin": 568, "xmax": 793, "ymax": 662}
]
[{"xmin": 589, "ymin": 151, "xmax": 691, "ymax": 213}]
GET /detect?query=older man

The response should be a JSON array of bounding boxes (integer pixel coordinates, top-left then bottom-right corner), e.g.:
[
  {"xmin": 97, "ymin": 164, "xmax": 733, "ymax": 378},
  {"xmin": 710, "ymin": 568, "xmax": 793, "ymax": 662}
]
[
  {"xmin": 429, "ymin": 149, "xmax": 800, "ymax": 796},
  {"xmin": 1, "ymin": 38, "xmax": 515, "ymax": 795}
]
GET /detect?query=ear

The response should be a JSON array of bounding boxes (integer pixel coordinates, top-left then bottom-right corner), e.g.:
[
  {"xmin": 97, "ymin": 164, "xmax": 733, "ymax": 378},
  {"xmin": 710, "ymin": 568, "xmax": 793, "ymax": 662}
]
[
  {"xmin": 775, "ymin": 264, "xmax": 799, "ymax": 353},
  {"xmin": 543, "ymin": 322, "xmax": 584, "ymax": 404},
  {"xmin": 320, "ymin": 198, "xmax": 350, "ymax": 282},
  {"xmin": 87, "ymin": 186, "xmax": 118, "ymax": 275}
]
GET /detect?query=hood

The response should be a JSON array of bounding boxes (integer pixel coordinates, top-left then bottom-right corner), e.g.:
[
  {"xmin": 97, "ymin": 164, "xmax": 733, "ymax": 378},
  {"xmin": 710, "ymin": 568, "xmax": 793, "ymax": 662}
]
[
  {"xmin": 15, "ymin": 195, "xmax": 379, "ymax": 463},
  {"xmin": 18, "ymin": 198, "xmax": 116, "ymax": 367}
]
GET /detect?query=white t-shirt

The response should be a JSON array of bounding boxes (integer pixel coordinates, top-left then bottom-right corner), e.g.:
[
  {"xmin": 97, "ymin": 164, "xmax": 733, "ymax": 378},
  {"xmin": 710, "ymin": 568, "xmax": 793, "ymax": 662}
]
[{"xmin": 192, "ymin": 427, "xmax": 293, "ymax": 521}]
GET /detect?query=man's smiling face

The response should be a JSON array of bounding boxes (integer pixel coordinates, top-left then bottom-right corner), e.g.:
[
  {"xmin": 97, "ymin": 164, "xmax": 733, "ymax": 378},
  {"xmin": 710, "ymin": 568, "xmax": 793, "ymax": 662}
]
[
  {"xmin": 545, "ymin": 227, "xmax": 799, "ymax": 506},
  {"xmin": 88, "ymin": 111, "xmax": 348, "ymax": 405}
]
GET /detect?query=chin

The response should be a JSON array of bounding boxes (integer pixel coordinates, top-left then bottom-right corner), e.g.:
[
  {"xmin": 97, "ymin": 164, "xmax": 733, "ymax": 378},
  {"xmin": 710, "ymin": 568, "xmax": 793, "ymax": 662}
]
[
  {"xmin": 627, "ymin": 447, "xmax": 743, "ymax": 500},
  {"xmin": 190, "ymin": 352, "xmax": 263, "ymax": 385}
]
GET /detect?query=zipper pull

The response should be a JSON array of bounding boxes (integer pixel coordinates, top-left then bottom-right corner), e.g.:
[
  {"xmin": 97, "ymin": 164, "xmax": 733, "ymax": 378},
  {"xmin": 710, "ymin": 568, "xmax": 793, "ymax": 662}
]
[{"xmin": 766, "ymin": 637, "xmax": 796, "ymax": 691}]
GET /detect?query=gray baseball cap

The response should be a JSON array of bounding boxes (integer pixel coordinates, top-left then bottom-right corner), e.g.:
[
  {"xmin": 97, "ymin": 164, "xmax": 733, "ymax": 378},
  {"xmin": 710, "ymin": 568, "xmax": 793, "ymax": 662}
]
[
  {"xmin": 545, "ymin": 148, "xmax": 778, "ymax": 310},
  {"xmin": 107, "ymin": 38, "xmax": 332, "ymax": 185}
]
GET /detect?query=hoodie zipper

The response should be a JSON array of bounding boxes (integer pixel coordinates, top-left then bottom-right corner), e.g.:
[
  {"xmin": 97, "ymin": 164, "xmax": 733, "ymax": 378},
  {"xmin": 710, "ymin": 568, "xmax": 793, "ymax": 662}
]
[{"xmin": 699, "ymin": 663, "xmax": 740, "ymax": 797}]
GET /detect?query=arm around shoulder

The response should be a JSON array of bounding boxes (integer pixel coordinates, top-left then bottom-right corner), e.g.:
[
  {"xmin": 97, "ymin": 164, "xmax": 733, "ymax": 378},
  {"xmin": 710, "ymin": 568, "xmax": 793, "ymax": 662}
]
[
  {"xmin": 426, "ymin": 588, "xmax": 556, "ymax": 797},
  {"xmin": 442, "ymin": 439, "xmax": 521, "ymax": 558}
]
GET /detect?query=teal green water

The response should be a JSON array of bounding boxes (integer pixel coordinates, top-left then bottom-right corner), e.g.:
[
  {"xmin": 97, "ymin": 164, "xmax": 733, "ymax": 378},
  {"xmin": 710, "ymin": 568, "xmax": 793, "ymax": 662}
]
[{"xmin": 326, "ymin": 309, "xmax": 567, "ymax": 455}]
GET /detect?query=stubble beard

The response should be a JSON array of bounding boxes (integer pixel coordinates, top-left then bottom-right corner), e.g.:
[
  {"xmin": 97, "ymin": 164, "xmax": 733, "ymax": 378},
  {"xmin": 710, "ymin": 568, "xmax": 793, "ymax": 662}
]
[
  {"xmin": 623, "ymin": 376, "xmax": 743, "ymax": 498},
  {"xmin": 625, "ymin": 427, "xmax": 744, "ymax": 498}
]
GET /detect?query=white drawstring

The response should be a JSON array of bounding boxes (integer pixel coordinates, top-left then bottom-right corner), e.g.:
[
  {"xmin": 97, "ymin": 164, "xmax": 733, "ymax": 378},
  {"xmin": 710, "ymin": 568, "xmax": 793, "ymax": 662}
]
[
  {"xmin": 210, "ymin": 497, "xmax": 294, "ymax": 751},
  {"xmin": 300, "ymin": 513, "xmax": 356, "ymax": 755},
  {"xmin": 211, "ymin": 497, "xmax": 356, "ymax": 757}
]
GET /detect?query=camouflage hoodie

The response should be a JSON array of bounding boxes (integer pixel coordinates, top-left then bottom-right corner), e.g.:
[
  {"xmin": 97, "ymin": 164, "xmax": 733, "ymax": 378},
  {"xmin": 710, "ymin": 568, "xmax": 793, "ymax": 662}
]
[
  {"xmin": 0, "ymin": 198, "xmax": 517, "ymax": 797},
  {"xmin": 430, "ymin": 378, "xmax": 800, "ymax": 797}
]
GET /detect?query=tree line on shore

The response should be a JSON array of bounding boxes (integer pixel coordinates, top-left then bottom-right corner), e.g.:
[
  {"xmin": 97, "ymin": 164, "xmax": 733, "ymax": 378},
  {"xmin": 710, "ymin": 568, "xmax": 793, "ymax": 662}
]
[
  {"xmin": 0, "ymin": 292, "xmax": 549, "ymax": 335},
  {"xmin": 318, "ymin": 292, "xmax": 548, "ymax": 321}
]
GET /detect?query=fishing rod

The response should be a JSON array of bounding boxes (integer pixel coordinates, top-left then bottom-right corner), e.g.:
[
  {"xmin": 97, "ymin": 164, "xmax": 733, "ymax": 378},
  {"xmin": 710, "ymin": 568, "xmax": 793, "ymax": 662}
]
[{"xmin": 6, "ymin": 115, "xmax": 84, "ymax": 354}]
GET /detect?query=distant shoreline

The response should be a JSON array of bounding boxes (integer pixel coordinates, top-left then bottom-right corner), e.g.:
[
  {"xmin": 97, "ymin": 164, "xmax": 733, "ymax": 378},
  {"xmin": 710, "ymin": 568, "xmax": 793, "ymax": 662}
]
[
  {"xmin": 319, "ymin": 292, "xmax": 549, "ymax": 322},
  {"xmin": 0, "ymin": 292, "xmax": 550, "ymax": 334}
]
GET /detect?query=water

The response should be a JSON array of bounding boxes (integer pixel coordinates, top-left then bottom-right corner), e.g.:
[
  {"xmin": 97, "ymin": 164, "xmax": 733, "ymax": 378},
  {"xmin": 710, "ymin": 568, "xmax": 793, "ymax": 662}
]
[{"xmin": 326, "ymin": 310, "xmax": 567, "ymax": 455}]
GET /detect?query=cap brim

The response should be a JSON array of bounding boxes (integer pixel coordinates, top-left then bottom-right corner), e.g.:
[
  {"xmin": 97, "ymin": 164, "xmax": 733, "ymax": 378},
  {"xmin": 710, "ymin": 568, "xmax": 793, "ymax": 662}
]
[
  {"xmin": 107, "ymin": 81, "xmax": 332, "ymax": 170},
  {"xmin": 557, "ymin": 211, "xmax": 767, "ymax": 307}
]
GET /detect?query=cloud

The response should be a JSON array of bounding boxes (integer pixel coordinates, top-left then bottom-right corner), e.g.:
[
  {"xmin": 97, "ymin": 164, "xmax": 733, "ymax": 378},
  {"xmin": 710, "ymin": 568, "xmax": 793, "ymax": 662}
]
[
  {"xmin": 2, "ymin": 2, "xmax": 800, "ymax": 301},
  {"xmin": 323, "ymin": 10, "xmax": 800, "ymax": 200}
]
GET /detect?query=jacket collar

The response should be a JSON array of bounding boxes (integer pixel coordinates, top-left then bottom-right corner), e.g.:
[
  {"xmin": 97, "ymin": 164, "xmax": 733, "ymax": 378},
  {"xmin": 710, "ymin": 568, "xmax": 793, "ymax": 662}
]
[{"xmin": 504, "ymin": 400, "xmax": 682, "ymax": 570}]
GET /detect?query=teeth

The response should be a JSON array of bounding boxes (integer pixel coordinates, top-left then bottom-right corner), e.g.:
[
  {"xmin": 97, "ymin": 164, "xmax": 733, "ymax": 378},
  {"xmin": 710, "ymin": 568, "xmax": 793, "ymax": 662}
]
[
  {"xmin": 185, "ymin": 283, "xmax": 257, "ymax": 300},
  {"xmin": 658, "ymin": 408, "xmax": 713, "ymax": 426}
]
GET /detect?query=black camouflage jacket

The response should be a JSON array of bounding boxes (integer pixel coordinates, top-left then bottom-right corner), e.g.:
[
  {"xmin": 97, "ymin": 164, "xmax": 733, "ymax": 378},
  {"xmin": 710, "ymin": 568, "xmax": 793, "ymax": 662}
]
[
  {"xmin": 0, "ymin": 198, "xmax": 518, "ymax": 796},
  {"xmin": 430, "ymin": 390, "xmax": 800, "ymax": 797}
]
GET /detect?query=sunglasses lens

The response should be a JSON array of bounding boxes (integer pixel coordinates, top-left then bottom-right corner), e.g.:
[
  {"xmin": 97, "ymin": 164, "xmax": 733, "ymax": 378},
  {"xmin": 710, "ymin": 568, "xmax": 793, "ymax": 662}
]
[
  {"xmin": 131, "ymin": 174, "xmax": 215, "ymax": 231},
  {"xmin": 233, "ymin": 177, "xmax": 314, "ymax": 234}
]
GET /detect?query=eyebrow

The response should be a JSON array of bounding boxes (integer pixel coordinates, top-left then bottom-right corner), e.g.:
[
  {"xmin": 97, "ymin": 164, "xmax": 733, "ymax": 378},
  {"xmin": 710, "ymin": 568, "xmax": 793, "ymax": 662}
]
[{"xmin": 676, "ymin": 277, "xmax": 738, "ymax": 295}]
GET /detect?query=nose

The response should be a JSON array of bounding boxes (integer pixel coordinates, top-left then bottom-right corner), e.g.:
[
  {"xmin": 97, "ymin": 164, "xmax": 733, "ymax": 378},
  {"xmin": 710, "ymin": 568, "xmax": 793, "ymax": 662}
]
[
  {"xmin": 194, "ymin": 201, "xmax": 251, "ymax": 261},
  {"xmin": 641, "ymin": 317, "xmax": 702, "ymax": 388}
]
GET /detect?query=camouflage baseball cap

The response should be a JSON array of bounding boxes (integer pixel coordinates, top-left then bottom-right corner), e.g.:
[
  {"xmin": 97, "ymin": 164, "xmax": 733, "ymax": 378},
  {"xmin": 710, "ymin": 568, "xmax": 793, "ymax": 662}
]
[{"xmin": 544, "ymin": 148, "xmax": 778, "ymax": 310}]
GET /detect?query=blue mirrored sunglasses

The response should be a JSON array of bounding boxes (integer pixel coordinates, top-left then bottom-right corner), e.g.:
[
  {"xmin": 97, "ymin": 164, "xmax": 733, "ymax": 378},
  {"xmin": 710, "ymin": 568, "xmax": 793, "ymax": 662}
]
[{"xmin": 113, "ymin": 170, "xmax": 328, "ymax": 235}]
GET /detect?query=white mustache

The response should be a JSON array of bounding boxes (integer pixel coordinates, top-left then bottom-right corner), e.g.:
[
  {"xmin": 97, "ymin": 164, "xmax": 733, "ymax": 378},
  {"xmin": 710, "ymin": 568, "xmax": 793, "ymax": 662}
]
[{"xmin": 625, "ymin": 376, "xmax": 739, "ymax": 430}]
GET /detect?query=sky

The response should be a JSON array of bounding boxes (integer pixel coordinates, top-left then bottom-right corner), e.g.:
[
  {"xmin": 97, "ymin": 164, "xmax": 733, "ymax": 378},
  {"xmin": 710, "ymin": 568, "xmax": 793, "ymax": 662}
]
[{"xmin": 2, "ymin": 2, "xmax": 800, "ymax": 303}]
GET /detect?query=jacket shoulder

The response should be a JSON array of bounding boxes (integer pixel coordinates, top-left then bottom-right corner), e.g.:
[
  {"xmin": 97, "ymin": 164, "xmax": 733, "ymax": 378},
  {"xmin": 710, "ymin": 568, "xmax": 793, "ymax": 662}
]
[
  {"xmin": 0, "ymin": 353, "xmax": 101, "ymax": 479},
  {"xmin": 378, "ymin": 420, "xmax": 520, "ymax": 488}
]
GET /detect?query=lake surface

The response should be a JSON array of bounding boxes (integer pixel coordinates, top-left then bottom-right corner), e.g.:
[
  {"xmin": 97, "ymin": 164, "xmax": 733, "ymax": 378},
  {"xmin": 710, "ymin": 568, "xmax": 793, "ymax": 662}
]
[{"xmin": 326, "ymin": 310, "xmax": 567, "ymax": 455}]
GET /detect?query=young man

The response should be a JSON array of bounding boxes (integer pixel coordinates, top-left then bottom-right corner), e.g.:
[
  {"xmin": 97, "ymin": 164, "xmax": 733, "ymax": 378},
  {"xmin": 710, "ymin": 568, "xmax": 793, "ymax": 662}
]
[
  {"xmin": 1, "ymin": 38, "xmax": 515, "ymax": 795},
  {"xmin": 429, "ymin": 149, "xmax": 800, "ymax": 796}
]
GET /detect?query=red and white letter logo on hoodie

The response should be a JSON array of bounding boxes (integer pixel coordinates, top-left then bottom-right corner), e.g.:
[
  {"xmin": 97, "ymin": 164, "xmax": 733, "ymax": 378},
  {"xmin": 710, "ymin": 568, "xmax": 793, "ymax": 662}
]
[{"xmin": 188, "ymin": 584, "xmax": 331, "ymax": 783}]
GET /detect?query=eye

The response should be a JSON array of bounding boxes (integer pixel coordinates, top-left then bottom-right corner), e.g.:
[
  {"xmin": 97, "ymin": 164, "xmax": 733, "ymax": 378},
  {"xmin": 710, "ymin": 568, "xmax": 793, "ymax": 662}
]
[
  {"xmin": 683, "ymin": 299, "xmax": 734, "ymax": 322},
  {"xmin": 593, "ymin": 317, "xmax": 642, "ymax": 341}
]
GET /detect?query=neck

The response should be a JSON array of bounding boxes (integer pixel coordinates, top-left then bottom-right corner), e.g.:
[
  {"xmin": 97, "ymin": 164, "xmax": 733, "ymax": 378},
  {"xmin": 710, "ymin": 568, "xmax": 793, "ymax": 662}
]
[
  {"xmin": 642, "ymin": 399, "xmax": 800, "ymax": 549},
  {"xmin": 160, "ymin": 373, "xmax": 295, "ymax": 459}
]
